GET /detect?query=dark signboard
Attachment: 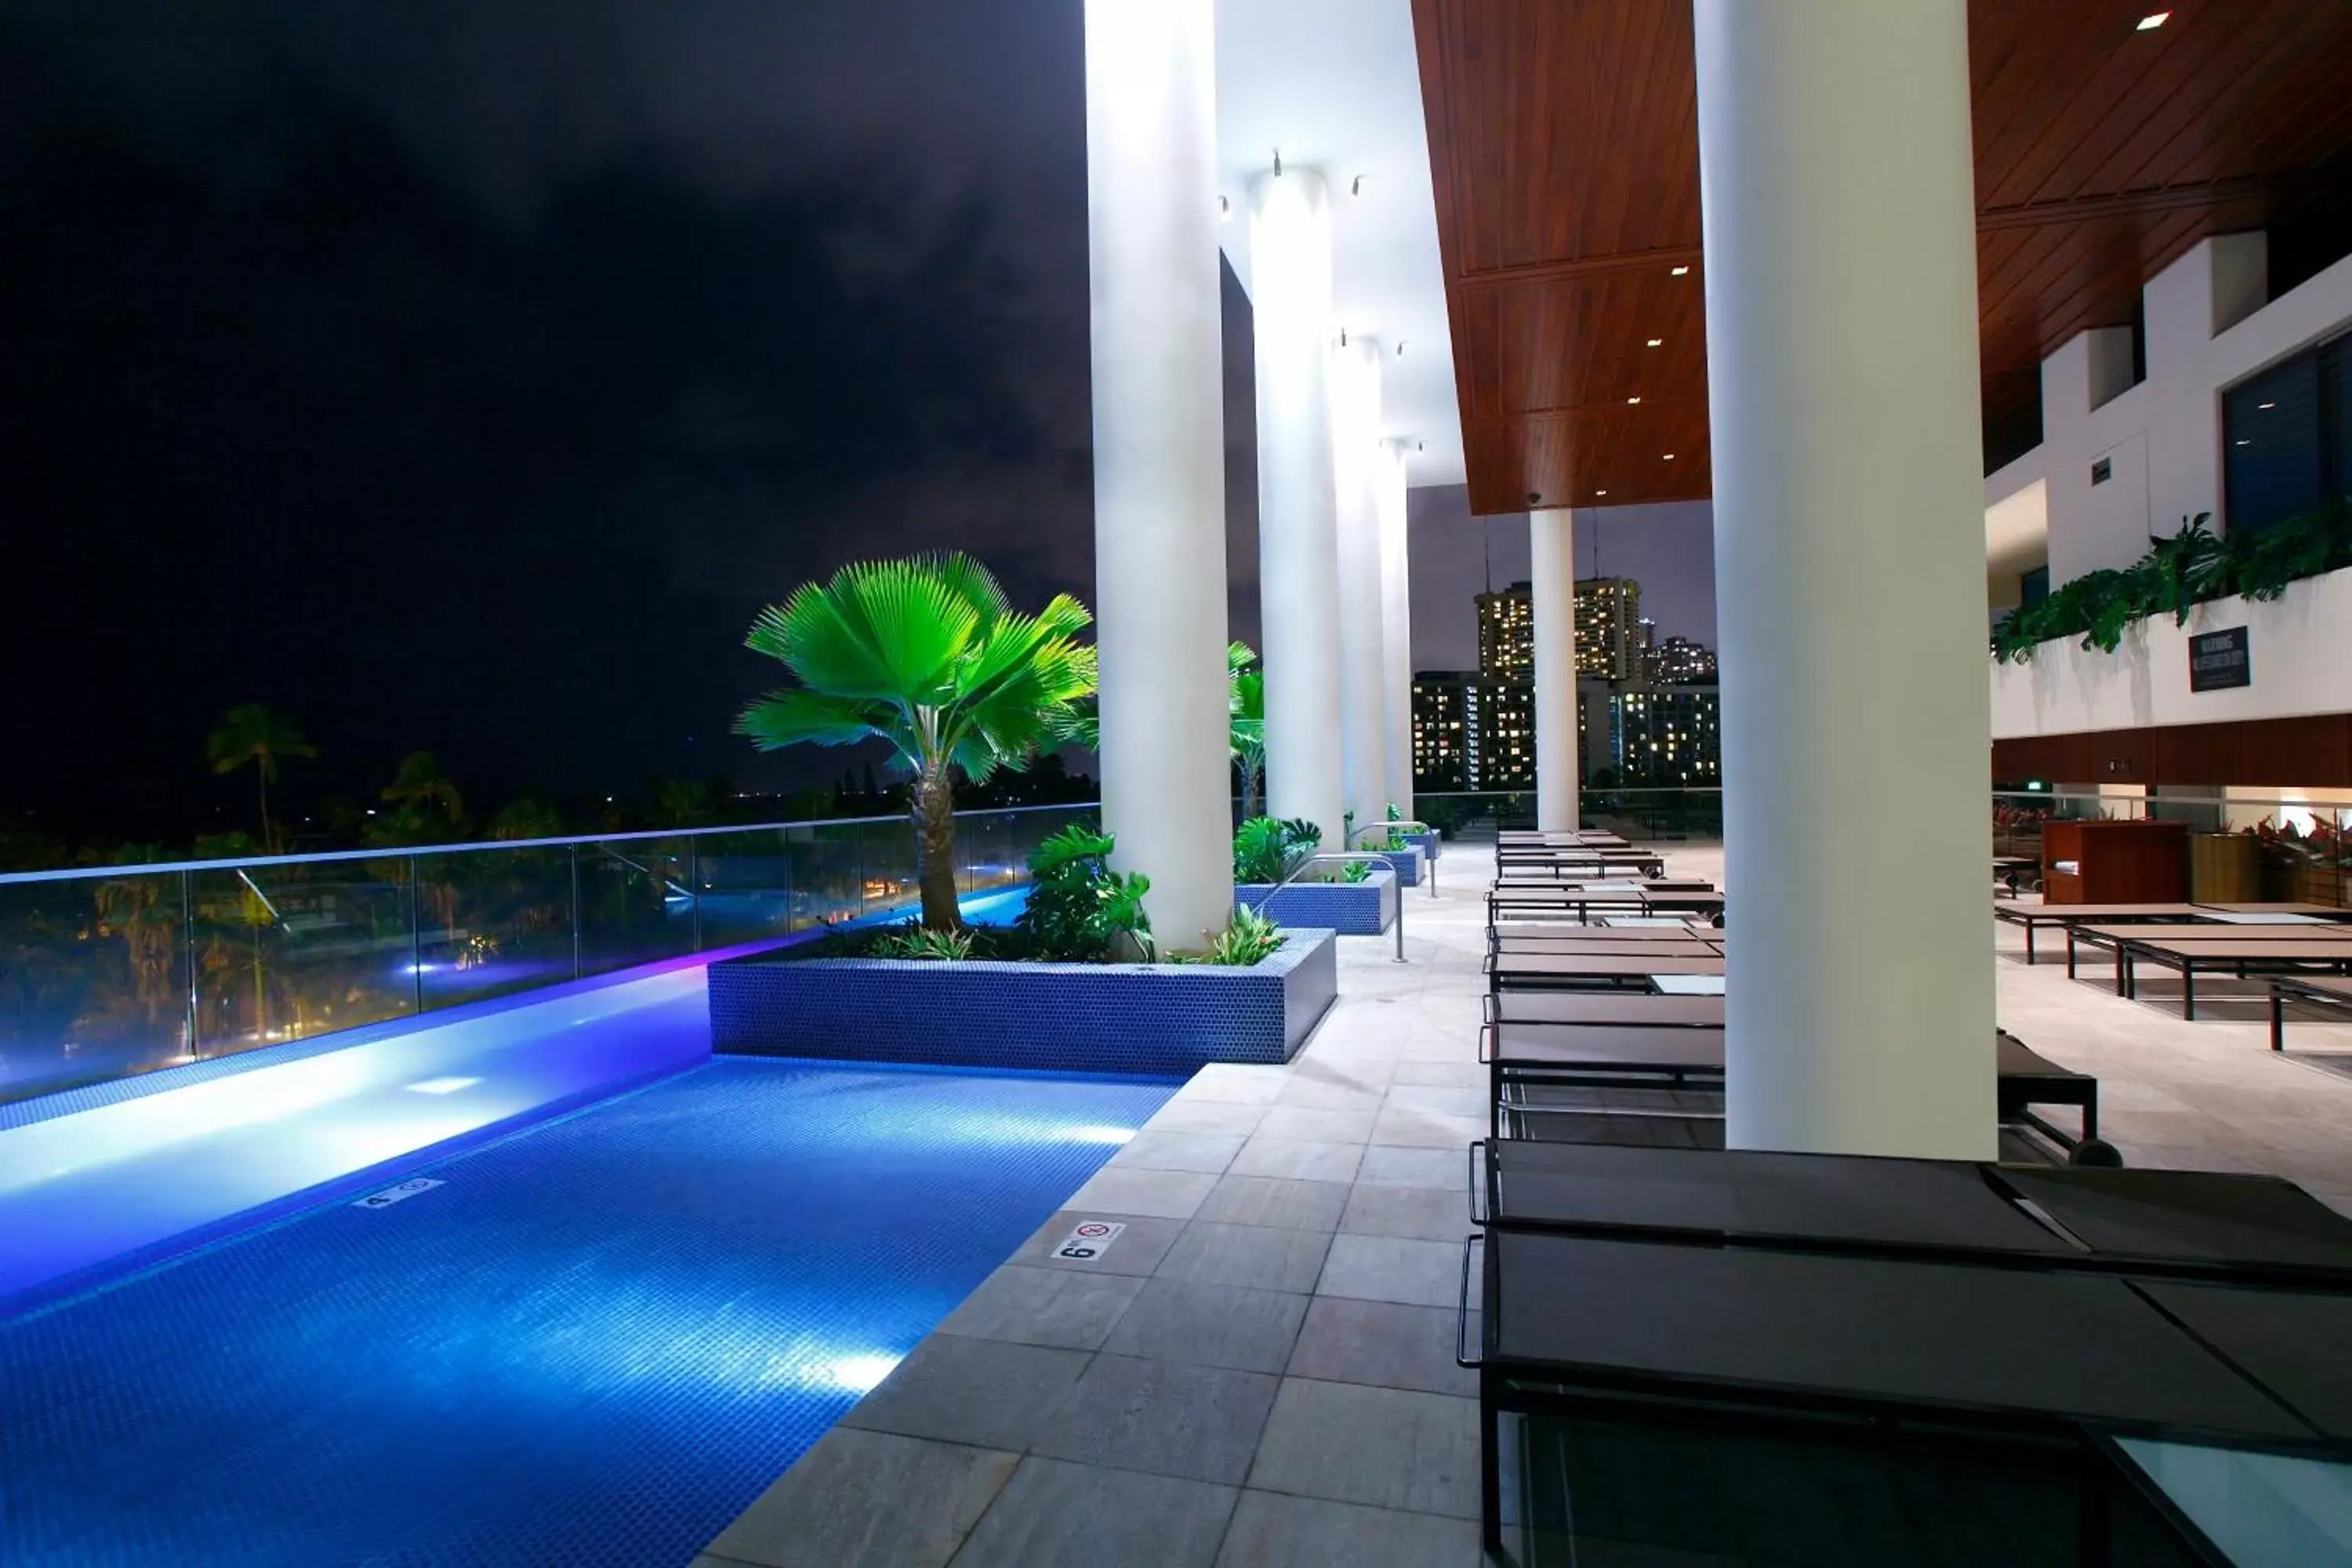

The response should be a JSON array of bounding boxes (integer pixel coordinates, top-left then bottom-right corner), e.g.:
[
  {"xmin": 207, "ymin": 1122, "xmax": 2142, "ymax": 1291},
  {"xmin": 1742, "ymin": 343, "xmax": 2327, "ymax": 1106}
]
[{"xmin": 2188, "ymin": 626, "xmax": 2251, "ymax": 692}]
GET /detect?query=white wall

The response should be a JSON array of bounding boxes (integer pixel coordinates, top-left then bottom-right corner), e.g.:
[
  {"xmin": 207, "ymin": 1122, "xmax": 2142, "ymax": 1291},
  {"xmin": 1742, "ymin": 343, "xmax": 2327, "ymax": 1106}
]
[
  {"xmin": 2016, "ymin": 236, "xmax": 2352, "ymax": 587},
  {"xmin": 1989, "ymin": 565, "xmax": 2352, "ymax": 738}
]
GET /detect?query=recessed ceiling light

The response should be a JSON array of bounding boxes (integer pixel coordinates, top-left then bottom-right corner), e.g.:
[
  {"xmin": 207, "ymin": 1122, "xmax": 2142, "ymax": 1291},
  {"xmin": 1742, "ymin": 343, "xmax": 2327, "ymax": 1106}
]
[
  {"xmin": 2235, "ymin": 438, "xmax": 2252, "ymax": 447},
  {"xmin": 1670, "ymin": 266, "xmax": 1690, "ymax": 277},
  {"xmin": 2136, "ymin": 10, "xmax": 2170, "ymax": 30},
  {"xmin": 2259, "ymin": 401, "xmax": 2276, "ymax": 410},
  {"xmin": 1662, "ymin": 453, "xmax": 1675, "ymax": 460},
  {"xmin": 1646, "ymin": 338, "xmax": 1664, "ymax": 348},
  {"xmin": 1596, "ymin": 489, "xmax": 1609, "ymax": 497},
  {"xmin": 1626, "ymin": 396, "xmax": 1642, "ymax": 405}
]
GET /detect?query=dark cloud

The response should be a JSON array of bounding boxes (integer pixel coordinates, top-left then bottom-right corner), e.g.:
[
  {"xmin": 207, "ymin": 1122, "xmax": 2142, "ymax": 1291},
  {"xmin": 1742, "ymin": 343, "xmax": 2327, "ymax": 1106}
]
[{"xmin": 0, "ymin": 2, "xmax": 1132, "ymax": 840}]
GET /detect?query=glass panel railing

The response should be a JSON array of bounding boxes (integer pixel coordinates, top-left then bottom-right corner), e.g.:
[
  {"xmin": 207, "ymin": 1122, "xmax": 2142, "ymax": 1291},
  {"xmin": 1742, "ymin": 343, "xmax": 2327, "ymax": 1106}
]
[
  {"xmin": 784, "ymin": 821, "xmax": 864, "ymax": 933},
  {"xmin": 575, "ymin": 835, "xmax": 696, "ymax": 978},
  {"xmin": 0, "ymin": 869, "xmax": 193, "ymax": 1103},
  {"xmin": 0, "ymin": 804, "xmax": 1088, "ymax": 1109},
  {"xmin": 189, "ymin": 858, "xmax": 416, "ymax": 1059},
  {"xmin": 417, "ymin": 844, "xmax": 576, "ymax": 1011},
  {"xmin": 1414, "ymin": 789, "xmax": 1722, "ymax": 842},
  {"xmin": 692, "ymin": 828, "xmax": 794, "ymax": 951}
]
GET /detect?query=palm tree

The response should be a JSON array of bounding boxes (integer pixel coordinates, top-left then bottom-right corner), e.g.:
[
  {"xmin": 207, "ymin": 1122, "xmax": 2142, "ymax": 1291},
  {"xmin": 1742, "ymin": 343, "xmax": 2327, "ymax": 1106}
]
[
  {"xmin": 735, "ymin": 553, "xmax": 1094, "ymax": 931},
  {"xmin": 1229, "ymin": 644, "xmax": 1266, "ymax": 820},
  {"xmin": 379, "ymin": 751, "xmax": 467, "ymax": 835},
  {"xmin": 206, "ymin": 705, "xmax": 316, "ymax": 854}
]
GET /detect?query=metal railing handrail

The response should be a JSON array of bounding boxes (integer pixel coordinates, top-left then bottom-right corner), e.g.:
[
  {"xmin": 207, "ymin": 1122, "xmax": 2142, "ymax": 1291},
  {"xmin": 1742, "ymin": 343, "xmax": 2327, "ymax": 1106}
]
[
  {"xmin": 1345, "ymin": 820, "xmax": 1441, "ymax": 898},
  {"xmin": 1266, "ymin": 851, "xmax": 1406, "ymax": 964},
  {"xmin": 0, "ymin": 801, "xmax": 1097, "ymax": 887}
]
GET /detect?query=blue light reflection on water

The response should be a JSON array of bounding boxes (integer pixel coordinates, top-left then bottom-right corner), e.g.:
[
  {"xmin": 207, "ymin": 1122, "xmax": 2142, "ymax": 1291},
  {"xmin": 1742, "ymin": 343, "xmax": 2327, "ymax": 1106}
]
[{"xmin": 0, "ymin": 1057, "xmax": 1174, "ymax": 1567}]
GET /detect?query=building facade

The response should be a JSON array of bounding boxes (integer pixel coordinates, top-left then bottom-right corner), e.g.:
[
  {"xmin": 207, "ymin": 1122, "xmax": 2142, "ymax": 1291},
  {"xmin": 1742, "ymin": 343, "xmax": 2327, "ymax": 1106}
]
[
  {"xmin": 1475, "ymin": 576, "xmax": 1650, "ymax": 683},
  {"xmin": 1410, "ymin": 670, "xmax": 1536, "ymax": 790},
  {"xmin": 1644, "ymin": 634, "xmax": 1719, "ymax": 685}
]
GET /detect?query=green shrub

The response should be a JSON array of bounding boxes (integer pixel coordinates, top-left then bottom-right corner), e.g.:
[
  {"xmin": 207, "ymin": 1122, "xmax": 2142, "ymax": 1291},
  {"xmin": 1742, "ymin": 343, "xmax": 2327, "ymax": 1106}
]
[
  {"xmin": 1199, "ymin": 906, "xmax": 1283, "ymax": 967},
  {"xmin": 1233, "ymin": 816, "xmax": 1322, "ymax": 885},
  {"xmin": 1993, "ymin": 504, "xmax": 2352, "ymax": 663},
  {"xmin": 1016, "ymin": 824, "xmax": 1156, "ymax": 962},
  {"xmin": 873, "ymin": 924, "xmax": 975, "ymax": 961}
]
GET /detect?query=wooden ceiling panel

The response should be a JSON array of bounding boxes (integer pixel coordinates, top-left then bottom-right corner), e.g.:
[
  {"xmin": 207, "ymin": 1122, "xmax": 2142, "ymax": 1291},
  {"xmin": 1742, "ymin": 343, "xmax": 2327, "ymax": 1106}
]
[{"xmin": 1417, "ymin": 0, "xmax": 2352, "ymax": 515}]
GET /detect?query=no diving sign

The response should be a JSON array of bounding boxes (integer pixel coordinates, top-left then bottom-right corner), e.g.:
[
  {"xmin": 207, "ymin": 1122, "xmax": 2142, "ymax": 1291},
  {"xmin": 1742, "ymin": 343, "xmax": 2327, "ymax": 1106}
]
[
  {"xmin": 1053, "ymin": 1220, "xmax": 1126, "ymax": 1261},
  {"xmin": 354, "ymin": 1178, "xmax": 444, "ymax": 1210}
]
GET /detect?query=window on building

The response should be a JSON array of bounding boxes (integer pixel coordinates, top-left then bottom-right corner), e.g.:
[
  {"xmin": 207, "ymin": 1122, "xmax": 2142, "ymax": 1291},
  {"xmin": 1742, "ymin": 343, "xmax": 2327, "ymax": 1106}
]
[{"xmin": 2223, "ymin": 330, "xmax": 2350, "ymax": 534}]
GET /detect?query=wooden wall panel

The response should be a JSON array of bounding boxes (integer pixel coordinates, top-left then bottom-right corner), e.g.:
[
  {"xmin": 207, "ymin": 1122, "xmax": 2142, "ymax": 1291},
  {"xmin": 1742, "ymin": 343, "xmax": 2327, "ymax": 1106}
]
[
  {"xmin": 2238, "ymin": 716, "xmax": 2352, "ymax": 787},
  {"xmin": 2087, "ymin": 728, "xmax": 2154, "ymax": 788},
  {"xmin": 2152, "ymin": 722, "xmax": 2242, "ymax": 786}
]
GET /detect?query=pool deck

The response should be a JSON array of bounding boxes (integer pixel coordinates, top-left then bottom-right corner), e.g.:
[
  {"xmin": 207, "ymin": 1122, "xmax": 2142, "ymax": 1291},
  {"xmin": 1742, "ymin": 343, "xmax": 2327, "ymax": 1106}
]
[{"xmin": 696, "ymin": 844, "xmax": 2352, "ymax": 1568}]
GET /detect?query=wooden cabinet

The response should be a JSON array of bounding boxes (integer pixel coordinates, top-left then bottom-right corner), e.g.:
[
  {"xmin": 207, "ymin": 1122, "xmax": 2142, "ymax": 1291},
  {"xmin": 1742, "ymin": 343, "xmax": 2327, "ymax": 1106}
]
[{"xmin": 2041, "ymin": 819, "xmax": 2188, "ymax": 904}]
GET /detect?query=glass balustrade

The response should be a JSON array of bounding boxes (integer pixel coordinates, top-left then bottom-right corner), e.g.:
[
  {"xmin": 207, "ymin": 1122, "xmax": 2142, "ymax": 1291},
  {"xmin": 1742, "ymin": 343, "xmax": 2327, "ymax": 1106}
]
[{"xmin": 0, "ymin": 804, "xmax": 1094, "ymax": 1108}]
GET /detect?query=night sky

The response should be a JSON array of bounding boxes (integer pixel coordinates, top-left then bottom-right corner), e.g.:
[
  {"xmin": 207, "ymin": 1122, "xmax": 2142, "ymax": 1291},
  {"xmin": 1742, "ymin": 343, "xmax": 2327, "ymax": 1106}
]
[{"xmin": 1, "ymin": 1, "xmax": 1711, "ymax": 846}]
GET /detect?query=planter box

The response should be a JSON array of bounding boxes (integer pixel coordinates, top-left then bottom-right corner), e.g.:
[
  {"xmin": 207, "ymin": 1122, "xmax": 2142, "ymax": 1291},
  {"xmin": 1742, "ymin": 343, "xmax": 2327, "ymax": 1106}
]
[
  {"xmin": 1403, "ymin": 829, "xmax": 1441, "ymax": 863},
  {"xmin": 1371, "ymin": 845, "xmax": 1425, "ymax": 887},
  {"xmin": 707, "ymin": 928, "xmax": 1338, "ymax": 1074},
  {"xmin": 1235, "ymin": 866, "xmax": 1399, "ymax": 936}
]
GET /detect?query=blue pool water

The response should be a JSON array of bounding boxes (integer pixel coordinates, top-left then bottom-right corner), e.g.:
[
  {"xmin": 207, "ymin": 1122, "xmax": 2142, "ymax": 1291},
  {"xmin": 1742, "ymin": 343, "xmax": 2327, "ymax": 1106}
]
[{"xmin": 0, "ymin": 1057, "xmax": 1175, "ymax": 1566}]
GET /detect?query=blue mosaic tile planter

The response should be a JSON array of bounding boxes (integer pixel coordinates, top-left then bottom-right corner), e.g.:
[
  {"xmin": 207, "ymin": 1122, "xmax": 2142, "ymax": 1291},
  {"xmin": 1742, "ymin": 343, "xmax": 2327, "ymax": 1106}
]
[
  {"xmin": 1404, "ymin": 829, "xmax": 1441, "ymax": 862},
  {"xmin": 707, "ymin": 929, "xmax": 1338, "ymax": 1073},
  {"xmin": 1234, "ymin": 866, "xmax": 1398, "ymax": 936},
  {"xmin": 1370, "ymin": 844, "xmax": 1425, "ymax": 887}
]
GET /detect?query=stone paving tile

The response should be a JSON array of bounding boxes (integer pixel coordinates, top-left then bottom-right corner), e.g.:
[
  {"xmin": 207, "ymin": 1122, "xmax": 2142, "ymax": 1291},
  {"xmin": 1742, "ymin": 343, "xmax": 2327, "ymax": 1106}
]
[
  {"xmin": 706, "ymin": 1428, "xmax": 1016, "ymax": 1568},
  {"xmin": 1227, "ymin": 1137, "xmax": 1367, "ymax": 1184},
  {"xmin": 1009, "ymin": 1210, "xmax": 1185, "ymax": 1277},
  {"xmin": 947, "ymin": 1457, "xmax": 1236, "ymax": 1568},
  {"xmin": 1381, "ymin": 1083, "xmax": 1486, "ymax": 1116},
  {"xmin": 1355, "ymin": 1144, "xmax": 1465, "ymax": 1189},
  {"xmin": 936, "ymin": 1264, "xmax": 1147, "ymax": 1351},
  {"xmin": 1340, "ymin": 1181, "xmax": 1474, "ymax": 1243},
  {"xmin": 1156, "ymin": 1221, "xmax": 1334, "ymax": 1294},
  {"xmin": 1063, "ymin": 1165, "xmax": 1220, "ymax": 1220},
  {"xmin": 1369, "ymin": 1106, "xmax": 1486, "ymax": 1149},
  {"xmin": 1144, "ymin": 1100, "xmax": 1269, "ymax": 1137},
  {"xmin": 1389, "ymin": 1058, "xmax": 1487, "ymax": 1089},
  {"xmin": 1179, "ymin": 1064, "xmax": 1291, "ymax": 1105},
  {"xmin": 1101, "ymin": 1278, "xmax": 1310, "ymax": 1374},
  {"xmin": 1257, "ymin": 1106, "xmax": 1379, "ymax": 1143},
  {"xmin": 1214, "ymin": 1489, "xmax": 1484, "ymax": 1568},
  {"xmin": 840, "ymin": 1335, "xmax": 1089, "ymax": 1451},
  {"xmin": 1316, "ymin": 1234, "xmax": 1465, "ymax": 1308},
  {"xmin": 1272, "ymin": 1076, "xmax": 1387, "ymax": 1111},
  {"xmin": 1247, "ymin": 1377, "xmax": 1481, "ymax": 1519},
  {"xmin": 1029, "ymin": 1352, "xmax": 1281, "ymax": 1485},
  {"xmin": 1284, "ymin": 1296, "xmax": 1477, "ymax": 1397},
  {"xmin": 1194, "ymin": 1174, "xmax": 1352, "ymax": 1232},
  {"xmin": 1111, "ymin": 1131, "xmax": 1247, "ymax": 1174}
]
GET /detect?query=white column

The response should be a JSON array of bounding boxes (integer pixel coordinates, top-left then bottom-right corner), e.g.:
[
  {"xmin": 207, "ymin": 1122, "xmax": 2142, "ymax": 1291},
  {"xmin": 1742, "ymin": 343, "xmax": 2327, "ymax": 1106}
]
[
  {"xmin": 1330, "ymin": 335, "xmax": 1391, "ymax": 837},
  {"xmin": 1695, "ymin": 0, "xmax": 1994, "ymax": 1159},
  {"xmin": 1530, "ymin": 508, "xmax": 1581, "ymax": 832},
  {"xmin": 1083, "ymin": 0, "xmax": 1234, "ymax": 942},
  {"xmin": 1248, "ymin": 167, "xmax": 1347, "ymax": 850},
  {"xmin": 1377, "ymin": 439, "xmax": 1415, "ymax": 819}
]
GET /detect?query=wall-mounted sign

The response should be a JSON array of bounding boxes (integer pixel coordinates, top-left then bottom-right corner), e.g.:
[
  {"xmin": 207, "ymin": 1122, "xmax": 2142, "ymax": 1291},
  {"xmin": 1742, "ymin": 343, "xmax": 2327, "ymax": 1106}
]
[
  {"xmin": 2188, "ymin": 626, "xmax": 2251, "ymax": 692},
  {"xmin": 2091, "ymin": 456, "xmax": 2112, "ymax": 485}
]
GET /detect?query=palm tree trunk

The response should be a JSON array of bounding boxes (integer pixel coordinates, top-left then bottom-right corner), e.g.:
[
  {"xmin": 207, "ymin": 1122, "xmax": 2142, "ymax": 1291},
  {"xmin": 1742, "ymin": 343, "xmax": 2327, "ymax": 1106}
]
[
  {"xmin": 914, "ymin": 772, "xmax": 963, "ymax": 931},
  {"xmin": 257, "ymin": 768, "xmax": 274, "ymax": 855},
  {"xmin": 1240, "ymin": 762, "xmax": 1260, "ymax": 822}
]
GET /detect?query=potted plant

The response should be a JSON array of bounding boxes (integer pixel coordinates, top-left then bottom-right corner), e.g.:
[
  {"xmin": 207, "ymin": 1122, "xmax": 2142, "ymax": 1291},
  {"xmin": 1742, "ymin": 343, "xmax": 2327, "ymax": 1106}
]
[
  {"xmin": 707, "ymin": 824, "xmax": 1338, "ymax": 1073},
  {"xmin": 1231, "ymin": 816, "xmax": 1399, "ymax": 935}
]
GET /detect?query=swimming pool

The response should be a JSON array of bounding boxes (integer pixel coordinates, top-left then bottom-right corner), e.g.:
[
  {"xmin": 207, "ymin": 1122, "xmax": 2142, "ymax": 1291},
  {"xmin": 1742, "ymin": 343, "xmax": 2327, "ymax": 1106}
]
[{"xmin": 0, "ymin": 1057, "xmax": 1175, "ymax": 1566}]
